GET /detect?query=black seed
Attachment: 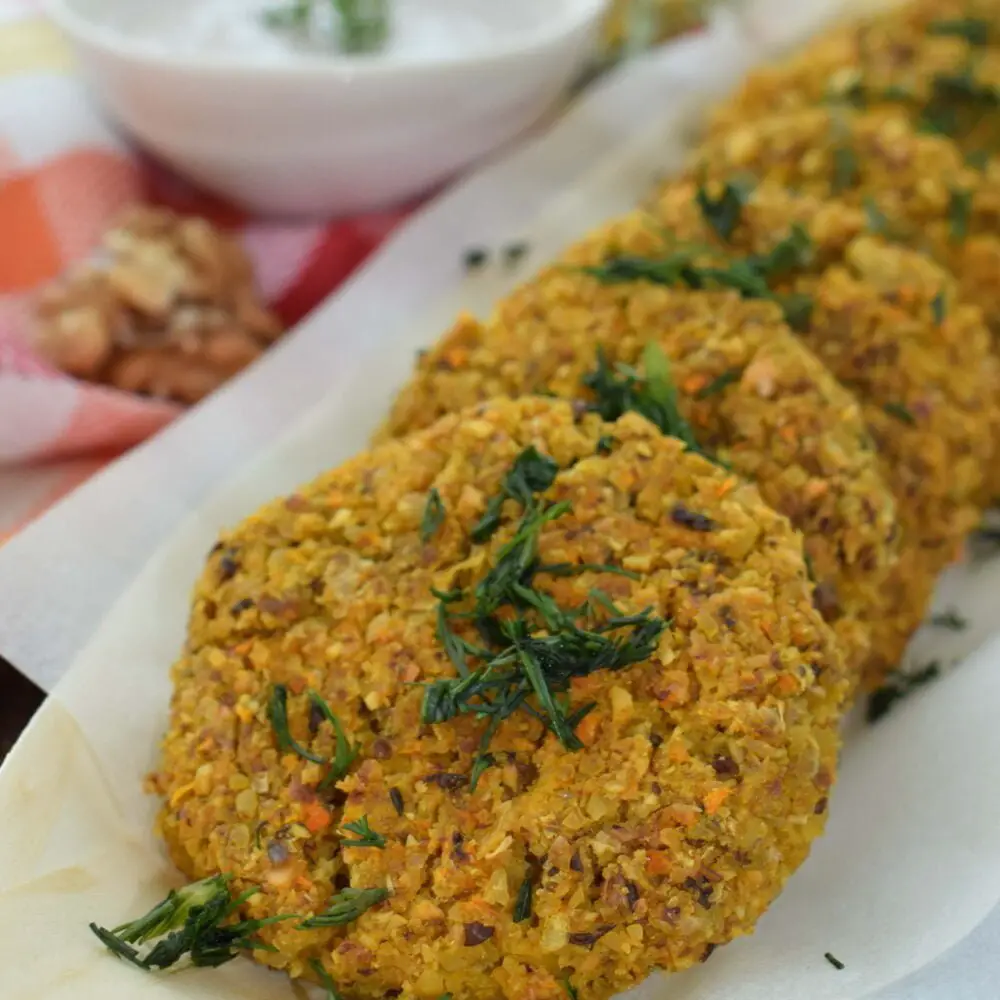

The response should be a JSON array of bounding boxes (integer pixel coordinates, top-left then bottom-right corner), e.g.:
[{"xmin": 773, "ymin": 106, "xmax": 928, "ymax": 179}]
[
  {"xmin": 569, "ymin": 925, "xmax": 615, "ymax": 947},
  {"xmin": 218, "ymin": 553, "xmax": 239, "ymax": 581},
  {"xmin": 701, "ymin": 943, "xmax": 717, "ymax": 963},
  {"xmin": 570, "ymin": 852, "xmax": 583, "ymax": 873},
  {"xmin": 463, "ymin": 247, "xmax": 489, "ymax": 270},
  {"xmin": 649, "ymin": 733, "xmax": 663, "ymax": 748},
  {"xmin": 671, "ymin": 503, "xmax": 716, "ymax": 533},
  {"xmin": 389, "ymin": 788, "xmax": 404, "ymax": 816},
  {"xmin": 463, "ymin": 922, "xmax": 495, "ymax": 946},
  {"xmin": 423, "ymin": 772, "xmax": 468, "ymax": 792},
  {"xmin": 684, "ymin": 876, "xmax": 713, "ymax": 910},
  {"xmin": 814, "ymin": 796, "xmax": 828, "ymax": 815},
  {"xmin": 451, "ymin": 831, "xmax": 470, "ymax": 862},
  {"xmin": 711, "ymin": 754, "xmax": 739, "ymax": 777},
  {"xmin": 231, "ymin": 597, "xmax": 255, "ymax": 614},
  {"xmin": 825, "ymin": 952, "xmax": 845, "ymax": 970},
  {"xmin": 624, "ymin": 880, "xmax": 640, "ymax": 912}
]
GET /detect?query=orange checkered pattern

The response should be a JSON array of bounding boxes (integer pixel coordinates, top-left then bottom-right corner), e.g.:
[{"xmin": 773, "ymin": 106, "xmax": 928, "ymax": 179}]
[{"xmin": 0, "ymin": 5, "xmax": 415, "ymax": 540}]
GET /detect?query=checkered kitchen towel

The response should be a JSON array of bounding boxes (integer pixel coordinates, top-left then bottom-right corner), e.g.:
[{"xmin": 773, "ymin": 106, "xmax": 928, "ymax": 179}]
[{"xmin": 0, "ymin": 0, "xmax": 416, "ymax": 541}]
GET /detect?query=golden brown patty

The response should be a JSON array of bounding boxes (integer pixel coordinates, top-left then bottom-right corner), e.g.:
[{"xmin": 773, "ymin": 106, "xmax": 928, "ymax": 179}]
[
  {"xmin": 688, "ymin": 106, "xmax": 1000, "ymax": 345},
  {"xmin": 708, "ymin": 1, "xmax": 1000, "ymax": 149},
  {"xmin": 383, "ymin": 216, "xmax": 898, "ymax": 683},
  {"xmin": 155, "ymin": 397, "xmax": 847, "ymax": 1000},
  {"xmin": 646, "ymin": 179, "xmax": 999, "ymax": 678}
]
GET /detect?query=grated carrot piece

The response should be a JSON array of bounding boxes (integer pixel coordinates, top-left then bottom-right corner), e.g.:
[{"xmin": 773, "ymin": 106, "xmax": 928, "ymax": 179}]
[{"xmin": 303, "ymin": 802, "xmax": 333, "ymax": 832}]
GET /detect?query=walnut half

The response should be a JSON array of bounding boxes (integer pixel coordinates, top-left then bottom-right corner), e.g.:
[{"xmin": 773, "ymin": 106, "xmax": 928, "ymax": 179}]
[{"xmin": 34, "ymin": 206, "xmax": 285, "ymax": 405}]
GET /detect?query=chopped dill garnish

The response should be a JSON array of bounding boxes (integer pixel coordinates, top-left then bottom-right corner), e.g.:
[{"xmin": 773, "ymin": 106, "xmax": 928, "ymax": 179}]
[
  {"xmin": 824, "ymin": 951, "xmax": 846, "ymax": 970},
  {"xmin": 307, "ymin": 690, "xmax": 360, "ymax": 788},
  {"xmin": 389, "ymin": 787, "xmax": 405, "ymax": 815},
  {"xmin": 563, "ymin": 978, "xmax": 581, "ymax": 1000},
  {"xmin": 867, "ymin": 662, "xmax": 941, "ymax": 723},
  {"xmin": 421, "ymin": 451, "xmax": 668, "ymax": 761},
  {"xmin": 269, "ymin": 684, "xmax": 327, "ymax": 765},
  {"xmin": 463, "ymin": 247, "xmax": 489, "ymax": 270},
  {"xmin": 264, "ymin": 0, "xmax": 389, "ymax": 54},
  {"xmin": 880, "ymin": 83, "xmax": 913, "ymax": 102},
  {"xmin": 596, "ymin": 433, "xmax": 616, "ymax": 455},
  {"xmin": 966, "ymin": 149, "xmax": 991, "ymax": 170},
  {"xmin": 695, "ymin": 178, "xmax": 753, "ymax": 241},
  {"xmin": 89, "ymin": 875, "xmax": 295, "ymax": 971},
  {"xmin": 470, "ymin": 445, "xmax": 559, "ymax": 543},
  {"xmin": 920, "ymin": 70, "xmax": 1000, "ymax": 137},
  {"xmin": 420, "ymin": 488, "xmax": 446, "ymax": 543},
  {"xmin": 929, "ymin": 609, "xmax": 967, "ymax": 630},
  {"xmin": 695, "ymin": 368, "xmax": 742, "ymax": 399},
  {"xmin": 928, "ymin": 17, "xmax": 991, "ymax": 45},
  {"xmin": 803, "ymin": 552, "xmax": 817, "ymax": 583},
  {"xmin": 883, "ymin": 401, "xmax": 916, "ymax": 426},
  {"xmin": 949, "ymin": 188, "xmax": 972, "ymax": 242},
  {"xmin": 299, "ymin": 887, "xmax": 389, "ymax": 929},
  {"xmin": 310, "ymin": 958, "xmax": 345, "ymax": 1000},
  {"xmin": 504, "ymin": 241, "xmax": 530, "ymax": 265},
  {"xmin": 340, "ymin": 816, "xmax": 386, "ymax": 848},
  {"xmin": 931, "ymin": 291, "xmax": 946, "ymax": 326},
  {"xmin": 777, "ymin": 292, "xmax": 814, "ymax": 332},
  {"xmin": 582, "ymin": 342, "xmax": 715, "ymax": 465},
  {"xmin": 469, "ymin": 752, "xmax": 496, "ymax": 792},
  {"xmin": 831, "ymin": 144, "xmax": 859, "ymax": 194},
  {"xmin": 513, "ymin": 874, "xmax": 534, "ymax": 923}
]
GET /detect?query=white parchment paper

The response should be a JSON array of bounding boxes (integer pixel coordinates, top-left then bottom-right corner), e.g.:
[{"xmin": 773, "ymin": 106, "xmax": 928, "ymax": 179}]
[{"xmin": 3, "ymin": 1, "xmax": 1000, "ymax": 997}]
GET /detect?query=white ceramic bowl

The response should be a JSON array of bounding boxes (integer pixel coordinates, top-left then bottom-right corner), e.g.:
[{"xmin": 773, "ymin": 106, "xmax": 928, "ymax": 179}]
[{"xmin": 47, "ymin": 0, "xmax": 608, "ymax": 216}]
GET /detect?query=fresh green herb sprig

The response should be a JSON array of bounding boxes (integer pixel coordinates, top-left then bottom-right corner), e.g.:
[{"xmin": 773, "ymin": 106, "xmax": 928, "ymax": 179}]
[
  {"xmin": 867, "ymin": 662, "xmax": 941, "ymax": 723},
  {"xmin": 929, "ymin": 609, "xmax": 967, "ymax": 630},
  {"xmin": 513, "ymin": 874, "xmax": 534, "ymax": 923},
  {"xmin": 310, "ymin": 958, "xmax": 346, "ymax": 1000},
  {"xmin": 920, "ymin": 69, "xmax": 1000, "ymax": 138},
  {"xmin": 264, "ymin": 0, "xmax": 390, "ymax": 55},
  {"xmin": 582, "ymin": 223, "xmax": 813, "ymax": 332},
  {"xmin": 340, "ymin": 816, "xmax": 386, "ymax": 848},
  {"xmin": 471, "ymin": 446, "xmax": 558, "ymax": 542},
  {"xmin": 300, "ymin": 887, "xmax": 389, "ymax": 929},
  {"xmin": 883, "ymin": 401, "xmax": 917, "ymax": 426},
  {"xmin": 421, "ymin": 449, "xmax": 668, "ymax": 764},
  {"xmin": 928, "ymin": 17, "xmax": 991, "ymax": 45},
  {"xmin": 90, "ymin": 875, "xmax": 294, "ymax": 971},
  {"xmin": 421, "ymin": 488, "xmax": 446, "ymax": 542},
  {"xmin": 268, "ymin": 685, "xmax": 358, "ymax": 787},
  {"xmin": 583, "ymin": 343, "xmax": 710, "ymax": 462},
  {"xmin": 696, "ymin": 177, "xmax": 754, "ymax": 241}
]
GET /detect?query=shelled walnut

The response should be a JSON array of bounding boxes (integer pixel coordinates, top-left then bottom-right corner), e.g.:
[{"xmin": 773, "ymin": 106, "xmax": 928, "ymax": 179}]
[{"xmin": 34, "ymin": 206, "xmax": 284, "ymax": 404}]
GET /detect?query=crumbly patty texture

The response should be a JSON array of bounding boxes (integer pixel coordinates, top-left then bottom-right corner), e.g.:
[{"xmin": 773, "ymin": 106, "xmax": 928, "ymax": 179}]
[
  {"xmin": 790, "ymin": 239, "xmax": 998, "ymax": 676},
  {"xmin": 383, "ymin": 216, "xmax": 898, "ymax": 683},
  {"xmin": 689, "ymin": 106, "xmax": 1000, "ymax": 342},
  {"xmin": 707, "ymin": 0, "xmax": 1000, "ymax": 145},
  {"xmin": 154, "ymin": 397, "xmax": 847, "ymax": 1000},
  {"xmin": 648, "ymin": 178, "xmax": 1000, "ymax": 680}
]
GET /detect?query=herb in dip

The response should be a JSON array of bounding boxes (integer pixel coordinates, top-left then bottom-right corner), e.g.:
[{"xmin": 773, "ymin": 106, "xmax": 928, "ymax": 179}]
[{"xmin": 265, "ymin": 0, "xmax": 390, "ymax": 54}]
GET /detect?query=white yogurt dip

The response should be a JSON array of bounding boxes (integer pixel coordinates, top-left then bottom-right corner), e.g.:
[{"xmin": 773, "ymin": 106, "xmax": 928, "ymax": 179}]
[{"xmin": 71, "ymin": 0, "xmax": 578, "ymax": 63}]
